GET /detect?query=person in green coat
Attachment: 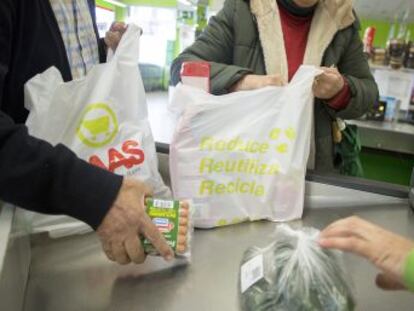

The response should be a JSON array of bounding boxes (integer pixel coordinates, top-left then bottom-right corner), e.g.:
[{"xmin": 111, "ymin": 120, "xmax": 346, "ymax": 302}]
[
  {"xmin": 319, "ymin": 216, "xmax": 414, "ymax": 292},
  {"xmin": 171, "ymin": 0, "xmax": 378, "ymax": 173}
]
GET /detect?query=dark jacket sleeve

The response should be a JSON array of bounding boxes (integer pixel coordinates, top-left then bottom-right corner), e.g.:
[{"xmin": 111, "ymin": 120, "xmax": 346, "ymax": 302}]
[
  {"xmin": 171, "ymin": 0, "xmax": 252, "ymax": 94},
  {"xmin": 0, "ymin": 0, "xmax": 122, "ymax": 229},
  {"xmin": 335, "ymin": 24, "xmax": 378, "ymax": 120}
]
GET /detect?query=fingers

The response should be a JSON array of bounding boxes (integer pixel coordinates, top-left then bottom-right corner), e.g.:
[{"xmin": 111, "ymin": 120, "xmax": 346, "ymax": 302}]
[
  {"xmin": 131, "ymin": 178, "xmax": 154, "ymax": 198},
  {"xmin": 313, "ymin": 78, "xmax": 335, "ymax": 96},
  {"xmin": 105, "ymin": 22, "xmax": 127, "ymax": 50},
  {"xmin": 313, "ymin": 79, "xmax": 330, "ymax": 99},
  {"xmin": 320, "ymin": 216, "xmax": 414, "ymax": 286},
  {"xmin": 102, "ymin": 242, "xmax": 115, "ymax": 262},
  {"xmin": 313, "ymin": 68, "xmax": 344, "ymax": 99},
  {"xmin": 104, "ymin": 31, "xmax": 122, "ymax": 50},
  {"xmin": 320, "ymin": 66, "xmax": 339, "ymax": 74},
  {"xmin": 102, "ymin": 237, "xmax": 146, "ymax": 265},
  {"xmin": 320, "ymin": 216, "xmax": 367, "ymax": 239},
  {"xmin": 375, "ymin": 273, "xmax": 406, "ymax": 291},
  {"xmin": 110, "ymin": 22, "xmax": 127, "ymax": 33},
  {"xmin": 266, "ymin": 75, "xmax": 287, "ymax": 87},
  {"xmin": 112, "ymin": 241, "xmax": 131, "ymax": 265},
  {"xmin": 317, "ymin": 74, "xmax": 337, "ymax": 88},
  {"xmin": 97, "ymin": 178, "xmax": 172, "ymax": 265},
  {"xmin": 141, "ymin": 182, "xmax": 154, "ymax": 197},
  {"xmin": 319, "ymin": 216, "xmax": 373, "ymax": 259},
  {"xmin": 124, "ymin": 235, "xmax": 146, "ymax": 264},
  {"xmin": 319, "ymin": 236, "xmax": 367, "ymax": 257},
  {"xmin": 231, "ymin": 74, "xmax": 287, "ymax": 92},
  {"xmin": 140, "ymin": 214, "xmax": 174, "ymax": 261}
]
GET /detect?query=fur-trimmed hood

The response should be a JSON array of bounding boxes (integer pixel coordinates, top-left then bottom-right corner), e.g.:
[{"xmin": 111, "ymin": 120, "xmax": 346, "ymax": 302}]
[
  {"xmin": 250, "ymin": 0, "xmax": 356, "ymax": 80},
  {"xmin": 171, "ymin": 0, "xmax": 377, "ymax": 172},
  {"xmin": 249, "ymin": 0, "xmax": 355, "ymax": 29},
  {"xmin": 249, "ymin": 0, "xmax": 356, "ymax": 169}
]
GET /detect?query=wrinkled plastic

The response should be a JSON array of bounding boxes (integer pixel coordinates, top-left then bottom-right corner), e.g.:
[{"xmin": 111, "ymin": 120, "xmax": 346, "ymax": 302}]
[
  {"xmin": 240, "ymin": 225, "xmax": 355, "ymax": 311},
  {"xmin": 24, "ymin": 24, "xmax": 170, "ymax": 237},
  {"xmin": 169, "ymin": 66, "xmax": 322, "ymax": 228}
]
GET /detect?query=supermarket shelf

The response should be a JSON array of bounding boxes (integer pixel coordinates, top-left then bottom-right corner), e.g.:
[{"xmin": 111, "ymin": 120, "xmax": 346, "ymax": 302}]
[{"xmin": 369, "ymin": 63, "xmax": 414, "ymax": 74}]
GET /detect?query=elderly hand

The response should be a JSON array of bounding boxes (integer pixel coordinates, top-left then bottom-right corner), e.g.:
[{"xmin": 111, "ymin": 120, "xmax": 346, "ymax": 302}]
[
  {"xmin": 230, "ymin": 74, "xmax": 286, "ymax": 92},
  {"xmin": 104, "ymin": 22, "xmax": 128, "ymax": 51},
  {"xmin": 313, "ymin": 67, "xmax": 345, "ymax": 100},
  {"xmin": 97, "ymin": 178, "xmax": 174, "ymax": 265},
  {"xmin": 319, "ymin": 216, "xmax": 414, "ymax": 290}
]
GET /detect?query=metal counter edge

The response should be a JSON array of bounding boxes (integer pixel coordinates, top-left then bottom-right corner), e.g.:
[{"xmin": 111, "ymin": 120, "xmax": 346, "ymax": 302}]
[
  {"xmin": 307, "ymin": 172, "xmax": 409, "ymax": 199},
  {"xmin": 0, "ymin": 203, "xmax": 14, "ymax": 275}
]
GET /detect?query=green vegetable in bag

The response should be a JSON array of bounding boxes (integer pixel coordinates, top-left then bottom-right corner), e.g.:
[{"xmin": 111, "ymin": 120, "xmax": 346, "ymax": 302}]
[{"xmin": 239, "ymin": 225, "xmax": 355, "ymax": 311}]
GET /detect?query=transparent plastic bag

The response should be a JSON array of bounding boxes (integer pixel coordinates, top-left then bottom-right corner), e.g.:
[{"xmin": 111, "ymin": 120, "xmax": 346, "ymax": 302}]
[{"xmin": 239, "ymin": 225, "xmax": 355, "ymax": 311}]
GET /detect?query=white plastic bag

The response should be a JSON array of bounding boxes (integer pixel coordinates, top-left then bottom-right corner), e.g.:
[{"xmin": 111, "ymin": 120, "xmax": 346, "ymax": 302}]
[
  {"xmin": 24, "ymin": 24, "xmax": 170, "ymax": 236},
  {"xmin": 239, "ymin": 225, "xmax": 355, "ymax": 311},
  {"xmin": 169, "ymin": 66, "xmax": 320, "ymax": 228}
]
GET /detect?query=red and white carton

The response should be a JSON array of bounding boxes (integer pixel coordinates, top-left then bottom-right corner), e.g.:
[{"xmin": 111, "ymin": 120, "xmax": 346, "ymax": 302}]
[
  {"xmin": 363, "ymin": 26, "xmax": 376, "ymax": 55},
  {"xmin": 180, "ymin": 61, "xmax": 210, "ymax": 93}
]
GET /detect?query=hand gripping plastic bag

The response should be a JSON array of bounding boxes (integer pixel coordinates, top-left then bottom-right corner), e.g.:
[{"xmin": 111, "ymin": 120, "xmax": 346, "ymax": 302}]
[
  {"xmin": 239, "ymin": 225, "xmax": 355, "ymax": 311},
  {"xmin": 24, "ymin": 24, "xmax": 170, "ymax": 236},
  {"xmin": 169, "ymin": 66, "xmax": 321, "ymax": 228}
]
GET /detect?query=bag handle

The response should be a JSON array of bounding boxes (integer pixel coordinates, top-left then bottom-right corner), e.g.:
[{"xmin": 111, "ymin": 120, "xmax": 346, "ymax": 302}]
[{"xmin": 107, "ymin": 24, "xmax": 142, "ymax": 64}]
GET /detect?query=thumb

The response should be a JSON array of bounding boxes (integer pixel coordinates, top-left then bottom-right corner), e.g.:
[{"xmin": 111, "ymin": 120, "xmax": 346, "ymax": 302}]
[
  {"xmin": 375, "ymin": 273, "xmax": 406, "ymax": 291},
  {"xmin": 111, "ymin": 22, "xmax": 127, "ymax": 33},
  {"xmin": 126, "ymin": 178, "xmax": 153, "ymax": 197},
  {"xmin": 142, "ymin": 182, "xmax": 154, "ymax": 197}
]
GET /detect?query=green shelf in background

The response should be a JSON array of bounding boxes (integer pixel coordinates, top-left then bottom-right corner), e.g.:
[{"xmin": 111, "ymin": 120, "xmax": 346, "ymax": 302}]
[{"xmin": 360, "ymin": 148, "xmax": 414, "ymax": 186}]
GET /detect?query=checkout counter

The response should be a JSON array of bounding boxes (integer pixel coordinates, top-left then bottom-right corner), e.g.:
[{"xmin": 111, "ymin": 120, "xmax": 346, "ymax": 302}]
[
  {"xmin": 1, "ymin": 96, "xmax": 414, "ymax": 311},
  {"xmin": 348, "ymin": 120, "xmax": 414, "ymax": 155},
  {"xmin": 356, "ymin": 65, "xmax": 414, "ymax": 186}
]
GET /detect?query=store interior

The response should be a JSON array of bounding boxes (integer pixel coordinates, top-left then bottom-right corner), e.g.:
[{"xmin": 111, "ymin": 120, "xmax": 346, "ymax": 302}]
[
  {"xmin": 94, "ymin": 0, "xmax": 414, "ymax": 187},
  {"xmin": 1, "ymin": 1, "xmax": 414, "ymax": 311}
]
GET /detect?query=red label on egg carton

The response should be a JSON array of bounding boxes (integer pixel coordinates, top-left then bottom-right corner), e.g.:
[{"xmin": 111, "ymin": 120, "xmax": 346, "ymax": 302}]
[{"xmin": 181, "ymin": 61, "xmax": 211, "ymax": 93}]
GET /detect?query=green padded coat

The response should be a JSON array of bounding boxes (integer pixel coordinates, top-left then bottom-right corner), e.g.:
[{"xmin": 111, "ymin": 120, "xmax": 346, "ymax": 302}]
[{"xmin": 171, "ymin": 0, "xmax": 378, "ymax": 172}]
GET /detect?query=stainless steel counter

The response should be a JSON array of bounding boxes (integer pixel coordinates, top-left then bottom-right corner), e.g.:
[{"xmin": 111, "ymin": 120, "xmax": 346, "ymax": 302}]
[
  {"xmin": 0, "ymin": 202, "xmax": 11, "ymax": 273},
  {"xmin": 1, "ymin": 93, "xmax": 413, "ymax": 311},
  {"xmin": 22, "ymin": 186, "xmax": 414, "ymax": 311},
  {"xmin": 0, "ymin": 206, "xmax": 31, "ymax": 311},
  {"xmin": 347, "ymin": 120, "xmax": 414, "ymax": 155}
]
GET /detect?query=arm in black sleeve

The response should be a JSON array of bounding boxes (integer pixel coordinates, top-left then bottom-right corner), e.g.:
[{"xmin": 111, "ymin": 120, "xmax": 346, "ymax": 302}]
[
  {"xmin": 0, "ymin": 0, "xmax": 122, "ymax": 229},
  {"xmin": 0, "ymin": 114, "xmax": 123, "ymax": 229}
]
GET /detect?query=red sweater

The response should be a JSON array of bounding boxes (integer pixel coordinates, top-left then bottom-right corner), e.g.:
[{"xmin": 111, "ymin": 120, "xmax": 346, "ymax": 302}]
[{"xmin": 278, "ymin": 3, "xmax": 350, "ymax": 110}]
